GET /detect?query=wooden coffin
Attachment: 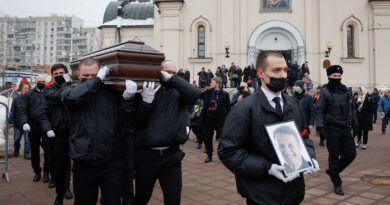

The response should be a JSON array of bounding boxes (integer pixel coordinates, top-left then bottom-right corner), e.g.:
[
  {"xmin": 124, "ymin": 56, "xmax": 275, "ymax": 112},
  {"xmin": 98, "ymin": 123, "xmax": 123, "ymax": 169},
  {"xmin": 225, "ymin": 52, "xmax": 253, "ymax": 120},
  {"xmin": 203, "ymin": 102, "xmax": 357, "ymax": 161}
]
[{"xmin": 70, "ymin": 40, "xmax": 165, "ymax": 90}]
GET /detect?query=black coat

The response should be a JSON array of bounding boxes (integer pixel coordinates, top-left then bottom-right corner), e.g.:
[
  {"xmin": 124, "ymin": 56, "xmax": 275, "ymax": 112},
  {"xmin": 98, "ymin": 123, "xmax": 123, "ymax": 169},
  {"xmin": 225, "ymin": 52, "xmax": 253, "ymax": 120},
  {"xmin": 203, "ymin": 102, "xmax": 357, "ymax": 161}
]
[
  {"xmin": 9, "ymin": 94, "xmax": 24, "ymax": 128},
  {"xmin": 135, "ymin": 76, "xmax": 202, "ymax": 148},
  {"xmin": 42, "ymin": 83, "xmax": 70, "ymax": 132},
  {"xmin": 356, "ymin": 95, "xmax": 374, "ymax": 131},
  {"xmin": 200, "ymin": 88, "xmax": 230, "ymax": 121},
  {"xmin": 17, "ymin": 88, "xmax": 52, "ymax": 132},
  {"xmin": 61, "ymin": 77, "xmax": 138, "ymax": 160},
  {"xmin": 293, "ymin": 93, "xmax": 315, "ymax": 127},
  {"xmin": 218, "ymin": 89, "xmax": 315, "ymax": 203}
]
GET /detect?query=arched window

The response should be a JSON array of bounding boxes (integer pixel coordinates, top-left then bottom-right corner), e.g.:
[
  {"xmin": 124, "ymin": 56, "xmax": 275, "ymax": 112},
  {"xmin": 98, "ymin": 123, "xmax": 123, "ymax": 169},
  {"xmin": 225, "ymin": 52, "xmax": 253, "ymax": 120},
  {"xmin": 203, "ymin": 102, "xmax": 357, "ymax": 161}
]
[
  {"xmin": 347, "ymin": 25, "xmax": 354, "ymax": 57},
  {"xmin": 198, "ymin": 26, "xmax": 205, "ymax": 58}
]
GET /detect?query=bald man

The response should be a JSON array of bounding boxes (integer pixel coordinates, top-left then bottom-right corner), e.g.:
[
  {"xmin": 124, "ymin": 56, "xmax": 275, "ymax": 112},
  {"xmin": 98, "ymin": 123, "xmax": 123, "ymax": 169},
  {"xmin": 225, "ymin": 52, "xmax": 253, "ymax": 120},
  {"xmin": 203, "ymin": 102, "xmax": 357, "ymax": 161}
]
[
  {"xmin": 134, "ymin": 60, "xmax": 202, "ymax": 205},
  {"xmin": 18, "ymin": 75, "xmax": 54, "ymax": 183}
]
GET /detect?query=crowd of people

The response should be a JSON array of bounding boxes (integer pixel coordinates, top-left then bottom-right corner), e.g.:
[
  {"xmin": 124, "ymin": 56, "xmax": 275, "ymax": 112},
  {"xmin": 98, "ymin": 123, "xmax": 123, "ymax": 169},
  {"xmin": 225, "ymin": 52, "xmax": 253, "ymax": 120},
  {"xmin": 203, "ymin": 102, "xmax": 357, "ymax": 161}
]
[{"xmin": 6, "ymin": 52, "xmax": 390, "ymax": 205}]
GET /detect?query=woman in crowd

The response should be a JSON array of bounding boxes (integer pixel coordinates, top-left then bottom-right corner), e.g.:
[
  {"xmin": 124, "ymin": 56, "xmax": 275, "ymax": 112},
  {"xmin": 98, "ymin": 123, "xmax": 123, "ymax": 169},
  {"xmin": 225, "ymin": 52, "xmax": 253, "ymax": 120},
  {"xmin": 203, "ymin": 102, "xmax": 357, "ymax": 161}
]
[{"xmin": 355, "ymin": 86, "xmax": 374, "ymax": 149}]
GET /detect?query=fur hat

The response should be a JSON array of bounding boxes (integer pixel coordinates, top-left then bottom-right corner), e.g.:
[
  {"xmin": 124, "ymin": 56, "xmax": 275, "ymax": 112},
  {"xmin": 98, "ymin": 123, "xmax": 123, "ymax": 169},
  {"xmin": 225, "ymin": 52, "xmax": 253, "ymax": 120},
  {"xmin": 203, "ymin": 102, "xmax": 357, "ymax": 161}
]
[{"xmin": 326, "ymin": 65, "xmax": 343, "ymax": 76}]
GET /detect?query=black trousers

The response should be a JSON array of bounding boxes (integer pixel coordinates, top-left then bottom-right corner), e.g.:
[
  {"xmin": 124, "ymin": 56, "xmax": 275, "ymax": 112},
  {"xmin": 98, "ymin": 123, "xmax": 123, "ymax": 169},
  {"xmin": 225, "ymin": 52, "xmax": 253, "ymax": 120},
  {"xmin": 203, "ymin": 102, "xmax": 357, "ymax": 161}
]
[
  {"xmin": 326, "ymin": 127, "xmax": 356, "ymax": 186},
  {"xmin": 135, "ymin": 148, "xmax": 184, "ymax": 205},
  {"xmin": 203, "ymin": 117, "xmax": 224, "ymax": 156},
  {"xmin": 73, "ymin": 158, "xmax": 125, "ymax": 205},
  {"xmin": 191, "ymin": 126, "xmax": 203, "ymax": 144},
  {"xmin": 357, "ymin": 129, "xmax": 369, "ymax": 144},
  {"xmin": 29, "ymin": 124, "xmax": 49, "ymax": 174},
  {"xmin": 122, "ymin": 135, "xmax": 135, "ymax": 205},
  {"xmin": 48, "ymin": 132, "xmax": 71, "ymax": 197}
]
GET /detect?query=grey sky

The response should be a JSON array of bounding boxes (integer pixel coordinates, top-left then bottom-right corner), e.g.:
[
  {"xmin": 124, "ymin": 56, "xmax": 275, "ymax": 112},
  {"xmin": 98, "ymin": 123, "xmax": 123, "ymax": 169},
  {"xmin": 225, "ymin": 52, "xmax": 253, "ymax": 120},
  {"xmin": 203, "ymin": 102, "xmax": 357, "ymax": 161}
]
[{"xmin": 0, "ymin": 0, "xmax": 114, "ymax": 27}]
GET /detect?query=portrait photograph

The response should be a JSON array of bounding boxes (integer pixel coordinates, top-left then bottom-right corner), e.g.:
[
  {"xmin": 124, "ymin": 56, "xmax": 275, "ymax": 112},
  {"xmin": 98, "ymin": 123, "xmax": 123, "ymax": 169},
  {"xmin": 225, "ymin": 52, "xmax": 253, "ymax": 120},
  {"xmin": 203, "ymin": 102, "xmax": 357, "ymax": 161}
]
[
  {"xmin": 260, "ymin": 0, "xmax": 291, "ymax": 12},
  {"xmin": 265, "ymin": 120, "xmax": 314, "ymax": 176}
]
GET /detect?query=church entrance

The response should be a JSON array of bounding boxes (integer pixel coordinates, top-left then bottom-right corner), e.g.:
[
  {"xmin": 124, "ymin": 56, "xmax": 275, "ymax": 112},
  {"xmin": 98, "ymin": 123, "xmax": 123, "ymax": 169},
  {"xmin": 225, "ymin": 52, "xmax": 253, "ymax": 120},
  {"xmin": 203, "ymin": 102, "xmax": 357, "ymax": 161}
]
[{"xmin": 248, "ymin": 21, "xmax": 305, "ymax": 66}]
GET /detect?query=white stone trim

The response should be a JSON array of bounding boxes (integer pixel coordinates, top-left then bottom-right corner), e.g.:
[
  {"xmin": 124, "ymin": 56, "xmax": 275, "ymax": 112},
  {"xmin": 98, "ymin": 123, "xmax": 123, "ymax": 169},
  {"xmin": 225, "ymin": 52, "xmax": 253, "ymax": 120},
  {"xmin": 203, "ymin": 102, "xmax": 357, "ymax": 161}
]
[{"xmin": 247, "ymin": 20, "xmax": 305, "ymax": 65}]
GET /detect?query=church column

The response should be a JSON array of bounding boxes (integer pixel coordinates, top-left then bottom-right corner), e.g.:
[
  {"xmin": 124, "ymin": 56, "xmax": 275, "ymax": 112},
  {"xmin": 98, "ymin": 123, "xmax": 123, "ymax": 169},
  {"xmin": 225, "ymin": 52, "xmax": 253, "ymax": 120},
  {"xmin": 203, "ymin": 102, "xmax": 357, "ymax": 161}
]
[{"xmin": 154, "ymin": 0, "xmax": 184, "ymax": 65}]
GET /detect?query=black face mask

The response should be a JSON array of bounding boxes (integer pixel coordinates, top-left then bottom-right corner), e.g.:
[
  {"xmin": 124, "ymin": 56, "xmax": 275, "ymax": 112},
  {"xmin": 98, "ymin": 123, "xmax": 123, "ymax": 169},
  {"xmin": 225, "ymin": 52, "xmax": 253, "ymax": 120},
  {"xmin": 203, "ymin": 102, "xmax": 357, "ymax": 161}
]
[
  {"xmin": 237, "ymin": 86, "xmax": 244, "ymax": 92},
  {"xmin": 266, "ymin": 75, "xmax": 287, "ymax": 93},
  {"xmin": 81, "ymin": 78, "xmax": 88, "ymax": 83},
  {"xmin": 54, "ymin": 76, "xmax": 65, "ymax": 85},
  {"xmin": 328, "ymin": 78, "xmax": 342, "ymax": 87},
  {"xmin": 36, "ymin": 82, "xmax": 45, "ymax": 90}
]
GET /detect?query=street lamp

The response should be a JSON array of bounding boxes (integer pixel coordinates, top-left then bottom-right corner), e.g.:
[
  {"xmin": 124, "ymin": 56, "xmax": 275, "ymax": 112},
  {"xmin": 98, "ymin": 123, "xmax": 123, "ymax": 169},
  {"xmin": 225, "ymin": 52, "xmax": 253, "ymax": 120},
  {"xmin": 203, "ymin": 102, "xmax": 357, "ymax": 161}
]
[
  {"xmin": 224, "ymin": 42, "xmax": 230, "ymax": 58},
  {"xmin": 325, "ymin": 42, "xmax": 333, "ymax": 58}
]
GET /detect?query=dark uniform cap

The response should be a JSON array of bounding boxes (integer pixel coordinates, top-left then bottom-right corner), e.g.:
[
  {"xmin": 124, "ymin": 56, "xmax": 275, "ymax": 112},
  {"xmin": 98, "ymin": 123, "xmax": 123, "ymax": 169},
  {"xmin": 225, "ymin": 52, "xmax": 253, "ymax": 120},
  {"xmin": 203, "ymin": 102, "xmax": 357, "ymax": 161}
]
[{"xmin": 326, "ymin": 65, "xmax": 343, "ymax": 76}]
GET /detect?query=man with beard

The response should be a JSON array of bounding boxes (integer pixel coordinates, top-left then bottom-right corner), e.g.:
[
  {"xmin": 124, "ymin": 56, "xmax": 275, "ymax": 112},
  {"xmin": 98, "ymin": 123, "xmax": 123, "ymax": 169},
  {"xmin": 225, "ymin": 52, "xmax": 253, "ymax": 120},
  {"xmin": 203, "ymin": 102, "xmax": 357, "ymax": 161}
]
[
  {"xmin": 315, "ymin": 65, "xmax": 357, "ymax": 195},
  {"xmin": 218, "ymin": 51, "xmax": 319, "ymax": 205}
]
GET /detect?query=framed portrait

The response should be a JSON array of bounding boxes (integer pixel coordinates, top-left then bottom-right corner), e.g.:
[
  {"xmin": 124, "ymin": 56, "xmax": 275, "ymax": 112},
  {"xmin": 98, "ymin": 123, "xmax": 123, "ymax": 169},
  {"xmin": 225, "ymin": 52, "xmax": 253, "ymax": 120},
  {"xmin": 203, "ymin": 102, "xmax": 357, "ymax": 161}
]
[
  {"xmin": 260, "ymin": 0, "xmax": 292, "ymax": 13},
  {"xmin": 265, "ymin": 120, "xmax": 314, "ymax": 176}
]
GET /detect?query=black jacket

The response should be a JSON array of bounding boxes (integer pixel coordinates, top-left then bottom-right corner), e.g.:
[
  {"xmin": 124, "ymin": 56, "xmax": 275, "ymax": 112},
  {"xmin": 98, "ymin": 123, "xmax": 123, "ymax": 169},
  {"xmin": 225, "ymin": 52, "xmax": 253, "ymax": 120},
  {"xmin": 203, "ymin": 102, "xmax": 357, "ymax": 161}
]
[
  {"xmin": 218, "ymin": 89, "xmax": 315, "ymax": 203},
  {"xmin": 61, "ymin": 77, "xmax": 138, "ymax": 160},
  {"xmin": 356, "ymin": 95, "xmax": 374, "ymax": 131},
  {"xmin": 9, "ymin": 94, "xmax": 24, "ymax": 128},
  {"xmin": 17, "ymin": 88, "xmax": 52, "ymax": 132},
  {"xmin": 315, "ymin": 84, "xmax": 357, "ymax": 129},
  {"xmin": 201, "ymin": 88, "xmax": 230, "ymax": 120},
  {"xmin": 135, "ymin": 76, "xmax": 201, "ymax": 148},
  {"xmin": 293, "ymin": 93, "xmax": 315, "ymax": 127},
  {"xmin": 42, "ymin": 82, "xmax": 71, "ymax": 133}
]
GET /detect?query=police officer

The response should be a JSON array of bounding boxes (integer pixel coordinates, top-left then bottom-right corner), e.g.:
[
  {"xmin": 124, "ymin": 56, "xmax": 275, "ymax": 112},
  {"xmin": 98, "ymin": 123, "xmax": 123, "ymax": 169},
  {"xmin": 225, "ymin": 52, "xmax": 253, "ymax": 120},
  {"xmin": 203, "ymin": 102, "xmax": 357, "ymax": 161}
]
[
  {"xmin": 315, "ymin": 65, "xmax": 357, "ymax": 195},
  {"xmin": 218, "ymin": 52, "xmax": 319, "ymax": 205}
]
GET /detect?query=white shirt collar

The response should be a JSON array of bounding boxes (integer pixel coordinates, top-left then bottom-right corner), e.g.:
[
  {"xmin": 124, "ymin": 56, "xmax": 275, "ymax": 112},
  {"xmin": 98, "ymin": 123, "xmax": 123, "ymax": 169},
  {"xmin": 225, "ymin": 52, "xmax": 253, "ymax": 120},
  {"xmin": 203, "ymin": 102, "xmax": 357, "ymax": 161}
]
[{"xmin": 261, "ymin": 86, "xmax": 283, "ymax": 110}]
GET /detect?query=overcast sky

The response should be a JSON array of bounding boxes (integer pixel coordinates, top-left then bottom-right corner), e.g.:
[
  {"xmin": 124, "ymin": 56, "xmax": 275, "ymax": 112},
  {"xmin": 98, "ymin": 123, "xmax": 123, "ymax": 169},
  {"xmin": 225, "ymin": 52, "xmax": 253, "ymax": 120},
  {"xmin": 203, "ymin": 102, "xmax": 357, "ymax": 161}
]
[{"xmin": 0, "ymin": 0, "xmax": 114, "ymax": 27}]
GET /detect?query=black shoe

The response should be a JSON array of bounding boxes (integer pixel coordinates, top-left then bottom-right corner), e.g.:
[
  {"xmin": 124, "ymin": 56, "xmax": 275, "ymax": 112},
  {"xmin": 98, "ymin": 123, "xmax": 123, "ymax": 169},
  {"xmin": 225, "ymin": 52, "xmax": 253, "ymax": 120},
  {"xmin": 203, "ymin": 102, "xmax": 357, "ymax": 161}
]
[
  {"xmin": 42, "ymin": 173, "xmax": 50, "ymax": 183},
  {"xmin": 24, "ymin": 154, "xmax": 31, "ymax": 160},
  {"xmin": 334, "ymin": 185, "xmax": 345, "ymax": 195},
  {"xmin": 196, "ymin": 143, "xmax": 202, "ymax": 149},
  {"xmin": 33, "ymin": 173, "xmax": 41, "ymax": 182},
  {"xmin": 53, "ymin": 195, "xmax": 63, "ymax": 205},
  {"xmin": 204, "ymin": 156, "xmax": 212, "ymax": 163},
  {"xmin": 48, "ymin": 179, "xmax": 56, "ymax": 188},
  {"xmin": 64, "ymin": 189, "xmax": 73, "ymax": 200},
  {"xmin": 319, "ymin": 141, "xmax": 325, "ymax": 146},
  {"xmin": 14, "ymin": 151, "xmax": 19, "ymax": 157}
]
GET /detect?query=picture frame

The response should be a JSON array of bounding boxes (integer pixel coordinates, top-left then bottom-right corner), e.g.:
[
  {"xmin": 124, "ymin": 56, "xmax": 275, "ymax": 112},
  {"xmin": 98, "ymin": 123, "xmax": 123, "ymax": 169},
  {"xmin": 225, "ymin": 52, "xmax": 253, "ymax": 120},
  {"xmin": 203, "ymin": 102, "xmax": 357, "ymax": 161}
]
[
  {"xmin": 260, "ymin": 0, "xmax": 292, "ymax": 13},
  {"xmin": 265, "ymin": 120, "xmax": 314, "ymax": 176}
]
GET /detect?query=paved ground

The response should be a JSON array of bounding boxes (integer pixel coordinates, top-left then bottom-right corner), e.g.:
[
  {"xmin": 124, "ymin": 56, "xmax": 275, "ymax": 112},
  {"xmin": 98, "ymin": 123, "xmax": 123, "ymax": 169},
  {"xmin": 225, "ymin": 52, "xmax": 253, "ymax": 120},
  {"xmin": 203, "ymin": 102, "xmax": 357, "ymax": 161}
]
[{"xmin": 1, "ymin": 123, "xmax": 390, "ymax": 205}]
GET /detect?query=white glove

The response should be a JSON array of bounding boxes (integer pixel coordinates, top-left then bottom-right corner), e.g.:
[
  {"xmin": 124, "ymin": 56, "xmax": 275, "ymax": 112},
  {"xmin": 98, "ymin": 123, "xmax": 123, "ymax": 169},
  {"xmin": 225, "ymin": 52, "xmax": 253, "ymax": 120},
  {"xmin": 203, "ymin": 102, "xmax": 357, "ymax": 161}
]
[
  {"xmin": 268, "ymin": 164, "xmax": 299, "ymax": 183},
  {"xmin": 122, "ymin": 80, "xmax": 140, "ymax": 99},
  {"xmin": 186, "ymin": 126, "xmax": 190, "ymax": 135},
  {"xmin": 47, "ymin": 130, "xmax": 56, "ymax": 138},
  {"xmin": 141, "ymin": 82, "xmax": 161, "ymax": 104},
  {"xmin": 160, "ymin": 71, "xmax": 173, "ymax": 82},
  {"xmin": 97, "ymin": 66, "xmax": 109, "ymax": 80},
  {"xmin": 63, "ymin": 73, "xmax": 71, "ymax": 83},
  {"xmin": 303, "ymin": 159, "xmax": 320, "ymax": 176},
  {"xmin": 23, "ymin": 123, "xmax": 31, "ymax": 132}
]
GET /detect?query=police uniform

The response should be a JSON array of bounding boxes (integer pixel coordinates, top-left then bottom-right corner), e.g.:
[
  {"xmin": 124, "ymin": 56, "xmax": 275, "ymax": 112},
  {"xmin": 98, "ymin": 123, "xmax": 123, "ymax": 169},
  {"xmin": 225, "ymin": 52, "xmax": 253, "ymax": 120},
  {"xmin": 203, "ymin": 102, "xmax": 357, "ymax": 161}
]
[{"xmin": 315, "ymin": 65, "xmax": 357, "ymax": 195}]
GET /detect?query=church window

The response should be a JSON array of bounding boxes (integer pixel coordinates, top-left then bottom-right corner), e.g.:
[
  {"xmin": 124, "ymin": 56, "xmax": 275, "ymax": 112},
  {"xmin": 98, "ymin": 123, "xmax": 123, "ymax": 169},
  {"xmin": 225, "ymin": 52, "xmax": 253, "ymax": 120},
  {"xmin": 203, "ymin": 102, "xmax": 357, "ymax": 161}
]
[
  {"xmin": 347, "ymin": 25, "xmax": 354, "ymax": 57},
  {"xmin": 198, "ymin": 26, "xmax": 205, "ymax": 58}
]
